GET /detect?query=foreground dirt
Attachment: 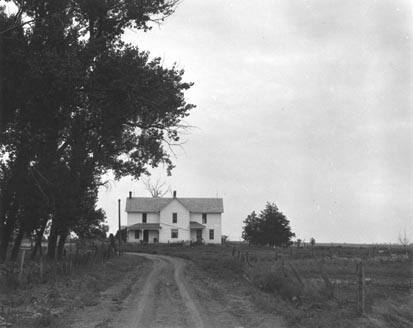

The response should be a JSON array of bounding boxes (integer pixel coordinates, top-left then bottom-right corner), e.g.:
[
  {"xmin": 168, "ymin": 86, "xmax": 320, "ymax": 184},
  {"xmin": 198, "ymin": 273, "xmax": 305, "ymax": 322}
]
[
  {"xmin": 109, "ymin": 254, "xmax": 205, "ymax": 328},
  {"xmin": 1, "ymin": 255, "xmax": 148, "ymax": 328},
  {"xmin": 55, "ymin": 253, "xmax": 284, "ymax": 328}
]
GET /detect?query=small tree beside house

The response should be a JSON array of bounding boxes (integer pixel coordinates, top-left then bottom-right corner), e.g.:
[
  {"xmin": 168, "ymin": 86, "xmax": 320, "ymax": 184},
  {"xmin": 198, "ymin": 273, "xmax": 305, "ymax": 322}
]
[
  {"xmin": 310, "ymin": 237, "xmax": 316, "ymax": 247},
  {"xmin": 242, "ymin": 202, "xmax": 295, "ymax": 247}
]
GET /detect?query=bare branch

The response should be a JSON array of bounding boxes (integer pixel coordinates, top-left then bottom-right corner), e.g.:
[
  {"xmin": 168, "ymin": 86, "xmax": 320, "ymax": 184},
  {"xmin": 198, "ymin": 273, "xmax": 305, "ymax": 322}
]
[
  {"xmin": 399, "ymin": 230, "xmax": 409, "ymax": 246},
  {"xmin": 142, "ymin": 176, "xmax": 171, "ymax": 198},
  {"xmin": 0, "ymin": 19, "xmax": 35, "ymax": 35}
]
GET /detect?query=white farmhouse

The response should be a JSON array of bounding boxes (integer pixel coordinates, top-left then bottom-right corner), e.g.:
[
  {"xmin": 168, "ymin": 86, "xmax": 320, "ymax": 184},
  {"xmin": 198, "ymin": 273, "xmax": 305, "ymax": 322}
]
[{"xmin": 125, "ymin": 191, "xmax": 224, "ymax": 244}]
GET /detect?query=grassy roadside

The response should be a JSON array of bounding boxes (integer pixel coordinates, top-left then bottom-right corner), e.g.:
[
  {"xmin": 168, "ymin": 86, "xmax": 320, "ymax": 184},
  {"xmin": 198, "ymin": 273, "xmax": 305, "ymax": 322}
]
[
  {"xmin": 123, "ymin": 244, "xmax": 412, "ymax": 328},
  {"xmin": 0, "ymin": 254, "xmax": 148, "ymax": 328}
]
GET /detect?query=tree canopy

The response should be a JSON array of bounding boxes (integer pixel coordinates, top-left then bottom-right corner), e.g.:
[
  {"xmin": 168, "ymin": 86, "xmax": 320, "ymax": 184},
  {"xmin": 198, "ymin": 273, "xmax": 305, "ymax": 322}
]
[
  {"xmin": 0, "ymin": 0, "xmax": 194, "ymax": 261},
  {"xmin": 242, "ymin": 203, "xmax": 295, "ymax": 247}
]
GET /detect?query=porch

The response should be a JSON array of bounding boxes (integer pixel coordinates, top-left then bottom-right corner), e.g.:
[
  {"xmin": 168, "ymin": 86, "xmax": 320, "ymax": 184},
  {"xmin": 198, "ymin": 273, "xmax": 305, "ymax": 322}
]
[
  {"xmin": 190, "ymin": 221, "xmax": 205, "ymax": 243},
  {"xmin": 127, "ymin": 223, "xmax": 160, "ymax": 243}
]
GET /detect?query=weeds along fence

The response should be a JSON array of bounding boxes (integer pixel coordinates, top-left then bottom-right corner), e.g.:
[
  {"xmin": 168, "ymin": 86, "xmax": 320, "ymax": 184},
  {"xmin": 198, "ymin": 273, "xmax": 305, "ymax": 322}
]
[
  {"xmin": 120, "ymin": 241, "xmax": 196, "ymax": 252},
  {"xmin": 0, "ymin": 242, "xmax": 116, "ymax": 289},
  {"xmin": 229, "ymin": 243, "xmax": 410, "ymax": 261},
  {"xmin": 230, "ymin": 245, "xmax": 410, "ymax": 315},
  {"xmin": 231, "ymin": 246, "xmax": 362, "ymax": 310}
]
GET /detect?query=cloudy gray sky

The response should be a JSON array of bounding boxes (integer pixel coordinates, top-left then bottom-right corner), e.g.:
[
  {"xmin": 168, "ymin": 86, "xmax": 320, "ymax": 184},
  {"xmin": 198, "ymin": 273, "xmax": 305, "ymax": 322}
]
[{"xmin": 98, "ymin": 0, "xmax": 412, "ymax": 243}]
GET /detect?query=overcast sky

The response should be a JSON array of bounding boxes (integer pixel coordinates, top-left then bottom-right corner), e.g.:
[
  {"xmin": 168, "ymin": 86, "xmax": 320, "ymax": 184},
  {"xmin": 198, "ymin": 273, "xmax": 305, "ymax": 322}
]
[{"xmin": 98, "ymin": 0, "xmax": 412, "ymax": 243}]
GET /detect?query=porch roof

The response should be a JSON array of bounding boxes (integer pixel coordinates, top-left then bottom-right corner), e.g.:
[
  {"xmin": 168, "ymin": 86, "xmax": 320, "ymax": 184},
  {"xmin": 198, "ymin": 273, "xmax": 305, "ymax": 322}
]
[
  {"xmin": 127, "ymin": 223, "xmax": 160, "ymax": 230},
  {"xmin": 190, "ymin": 221, "xmax": 205, "ymax": 229}
]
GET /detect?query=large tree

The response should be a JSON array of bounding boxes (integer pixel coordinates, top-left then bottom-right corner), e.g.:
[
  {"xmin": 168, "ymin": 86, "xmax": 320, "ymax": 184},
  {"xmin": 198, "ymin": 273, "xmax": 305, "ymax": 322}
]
[
  {"xmin": 0, "ymin": 0, "xmax": 194, "ymax": 261},
  {"xmin": 242, "ymin": 202, "xmax": 295, "ymax": 247}
]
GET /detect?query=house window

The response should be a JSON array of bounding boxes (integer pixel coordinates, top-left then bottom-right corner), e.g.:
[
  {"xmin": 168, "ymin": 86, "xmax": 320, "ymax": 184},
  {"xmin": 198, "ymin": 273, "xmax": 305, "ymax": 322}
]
[
  {"xmin": 171, "ymin": 229, "xmax": 178, "ymax": 239},
  {"xmin": 134, "ymin": 230, "xmax": 140, "ymax": 239},
  {"xmin": 172, "ymin": 212, "xmax": 177, "ymax": 223},
  {"xmin": 209, "ymin": 229, "xmax": 214, "ymax": 240},
  {"xmin": 202, "ymin": 213, "xmax": 207, "ymax": 224},
  {"xmin": 142, "ymin": 213, "xmax": 147, "ymax": 223}
]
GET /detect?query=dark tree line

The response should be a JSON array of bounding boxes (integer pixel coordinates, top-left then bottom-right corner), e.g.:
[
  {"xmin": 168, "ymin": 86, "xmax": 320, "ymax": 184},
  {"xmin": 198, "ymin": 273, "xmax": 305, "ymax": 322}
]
[
  {"xmin": 0, "ymin": 0, "xmax": 194, "ymax": 262},
  {"xmin": 242, "ymin": 202, "xmax": 295, "ymax": 247}
]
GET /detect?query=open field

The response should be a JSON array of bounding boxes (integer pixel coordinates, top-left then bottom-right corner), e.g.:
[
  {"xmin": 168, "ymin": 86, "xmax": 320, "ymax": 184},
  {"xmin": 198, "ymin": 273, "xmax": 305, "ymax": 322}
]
[
  {"xmin": 122, "ymin": 243, "xmax": 413, "ymax": 328},
  {"xmin": 1, "ymin": 243, "xmax": 411, "ymax": 327}
]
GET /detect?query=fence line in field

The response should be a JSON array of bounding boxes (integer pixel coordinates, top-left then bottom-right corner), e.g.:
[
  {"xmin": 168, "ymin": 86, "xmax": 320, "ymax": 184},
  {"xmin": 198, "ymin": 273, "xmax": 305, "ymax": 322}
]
[
  {"xmin": 231, "ymin": 246, "xmax": 368, "ymax": 316},
  {"xmin": 0, "ymin": 243, "xmax": 118, "ymax": 326},
  {"xmin": 0, "ymin": 242, "xmax": 117, "ymax": 289}
]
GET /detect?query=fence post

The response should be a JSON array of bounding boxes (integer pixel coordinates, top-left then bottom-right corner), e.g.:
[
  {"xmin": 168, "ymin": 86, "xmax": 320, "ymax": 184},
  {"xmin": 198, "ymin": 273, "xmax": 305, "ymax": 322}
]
[
  {"xmin": 18, "ymin": 249, "xmax": 26, "ymax": 284},
  {"xmin": 334, "ymin": 279, "xmax": 339, "ymax": 301},
  {"xmin": 357, "ymin": 261, "xmax": 365, "ymax": 315},
  {"xmin": 288, "ymin": 262, "xmax": 305, "ymax": 288},
  {"xmin": 232, "ymin": 246, "xmax": 235, "ymax": 257},
  {"xmin": 246, "ymin": 251, "xmax": 253, "ymax": 267},
  {"xmin": 40, "ymin": 255, "xmax": 44, "ymax": 282},
  {"xmin": 53, "ymin": 258, "xmax": 57, "ymax": 281},
  {"xmin": 320, "ymin": 269, "xmax": 334, "ymax": 298}
]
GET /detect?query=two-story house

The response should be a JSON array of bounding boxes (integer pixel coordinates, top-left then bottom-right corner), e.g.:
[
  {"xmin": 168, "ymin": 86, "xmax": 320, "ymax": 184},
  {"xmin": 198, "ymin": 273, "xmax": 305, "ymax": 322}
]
[{"xmin": 125, "ymin": 191, "xmax": 224, "ymax": 244}]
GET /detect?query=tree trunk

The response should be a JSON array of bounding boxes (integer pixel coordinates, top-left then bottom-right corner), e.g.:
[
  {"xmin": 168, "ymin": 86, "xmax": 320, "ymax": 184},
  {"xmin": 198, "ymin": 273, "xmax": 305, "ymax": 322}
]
[
  {"xmin": 0, "ymin": 202, "xmax": 5, "ymax": 260},
  {"xmin": 0, "ymin": 193, "xmax": 3, "ymax": 246},
  {"xmin": 10, "ymin": 228, "xmax": 24, "ymax": 261},
  {"xmin": 47, "ymin": 220, "xmax": 58, "ymax": 260},
  {"xmin": 57, "ymin": 231, "xmax": 67, "ymax": 259},
  {"xmin": 0, "ymin": 185, "xmax": 13, "ymax": 262},
  {"xmin": 31, "ymin": 220, "xmax": 47, "ymax": 260},
  {"xmin": 0, "ymin": 218, "xmax": 15, "ymax": 262},
  {"xmin": 0, "ymin": 242, "xmax": 7, "ymax": 263},
  {"xmin": 1, "ymin": 154, "xmax": 29, "ymax": 262},
  {"xmin": 31, "ymin": 237, "xmax": 41, "ymax": 259}
]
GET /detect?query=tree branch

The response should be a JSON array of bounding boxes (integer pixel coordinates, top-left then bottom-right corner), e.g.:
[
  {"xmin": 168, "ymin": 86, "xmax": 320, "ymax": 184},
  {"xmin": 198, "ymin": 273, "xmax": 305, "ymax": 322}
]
[{"xmin": 0, "ymin": 19, "xmax": 35, "ymax": 35}]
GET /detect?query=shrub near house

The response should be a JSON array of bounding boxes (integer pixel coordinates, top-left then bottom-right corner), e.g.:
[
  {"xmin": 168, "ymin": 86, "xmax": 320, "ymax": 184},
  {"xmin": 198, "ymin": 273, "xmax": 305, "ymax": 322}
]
[
  {"xmin": 125, "ymin": 191, "xmax": 223, "ymax": 244},
  {"xmin": 242, "ymin": 202, "xmax": 295, "ymax": 247}
]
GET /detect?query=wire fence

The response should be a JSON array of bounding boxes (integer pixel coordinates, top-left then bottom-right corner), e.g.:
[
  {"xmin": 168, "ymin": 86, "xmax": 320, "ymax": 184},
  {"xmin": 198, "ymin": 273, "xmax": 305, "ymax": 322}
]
[
  {"xmin": 230, "ymin": 245, "xmax": 410, "ymax": 315},
  {"xmin": 0, "ymin": 242, "xmax": 117, "ymax": 290}
]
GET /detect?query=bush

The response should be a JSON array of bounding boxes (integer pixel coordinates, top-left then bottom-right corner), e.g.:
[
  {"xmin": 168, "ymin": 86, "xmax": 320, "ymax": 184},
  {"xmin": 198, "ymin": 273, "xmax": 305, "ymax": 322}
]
[{"xmin": 253, "ymin": 270, "xmax": 302, "ymax": 300}]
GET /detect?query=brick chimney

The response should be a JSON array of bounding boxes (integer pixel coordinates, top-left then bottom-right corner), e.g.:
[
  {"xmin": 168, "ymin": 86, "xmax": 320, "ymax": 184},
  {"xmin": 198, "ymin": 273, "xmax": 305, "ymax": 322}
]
[
  {"xmin": 129, "ymin": 191, "xmax": 132, "ymax": 199},
  {"xmin": 173, "ymin": 190, "xmax": 177, "ymax": 198}
]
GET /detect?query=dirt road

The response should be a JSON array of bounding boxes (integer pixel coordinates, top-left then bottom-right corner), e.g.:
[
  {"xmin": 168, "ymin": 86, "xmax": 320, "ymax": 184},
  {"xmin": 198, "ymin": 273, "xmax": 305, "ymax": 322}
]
[
  {"xmin": 61, "ymin": 253, "xmax": 284, "ymax": 328},
  {"xmin": 112, "ymin": 253, "xmax": 241, "ymax": 328},
  {"xmin": 112, "ymin": 253, "xmax": 203, "ymax": 328}
]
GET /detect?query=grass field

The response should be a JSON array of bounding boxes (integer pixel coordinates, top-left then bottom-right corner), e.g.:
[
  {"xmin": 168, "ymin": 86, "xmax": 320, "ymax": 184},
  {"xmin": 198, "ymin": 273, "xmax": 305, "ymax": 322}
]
[
  {"xmin": 123, "ymin": 242, "xmax": 413, "ymax": 328},
  {"xmin": 0, "ymin": 251, "xmax": 148, "ymax": 327}
]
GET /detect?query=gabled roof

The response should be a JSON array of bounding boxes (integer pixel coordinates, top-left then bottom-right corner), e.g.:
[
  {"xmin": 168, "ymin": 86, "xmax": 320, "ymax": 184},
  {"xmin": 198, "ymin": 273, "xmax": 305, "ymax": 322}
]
[{"xmin": 125, "ymin": 197, "xmax": 224, "ymax": 213}]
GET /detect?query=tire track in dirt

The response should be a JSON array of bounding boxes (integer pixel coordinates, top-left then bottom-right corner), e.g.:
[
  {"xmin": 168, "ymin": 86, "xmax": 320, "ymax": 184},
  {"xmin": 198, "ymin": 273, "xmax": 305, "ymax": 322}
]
[
  {"xmin": 114, "ymin": 255, "xmax": 167, "ymax": 328},
  {"xmin": 111, "ymin": 253, "xmax": 284, "ymax": 328},
  {"xmin": 172, "ymin": 257, "xmax": 204, "ymax": 328},
  {"xmin": 115, "ymin": 253, "xmax": 204, "ymax": 328}
]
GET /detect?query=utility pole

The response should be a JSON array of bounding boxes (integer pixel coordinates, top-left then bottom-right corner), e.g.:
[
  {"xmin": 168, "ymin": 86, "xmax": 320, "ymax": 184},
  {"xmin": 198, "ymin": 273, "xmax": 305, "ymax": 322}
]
[{"xmin": 118, "ymin": 198, "xmax": 121, "ymax": 256}]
